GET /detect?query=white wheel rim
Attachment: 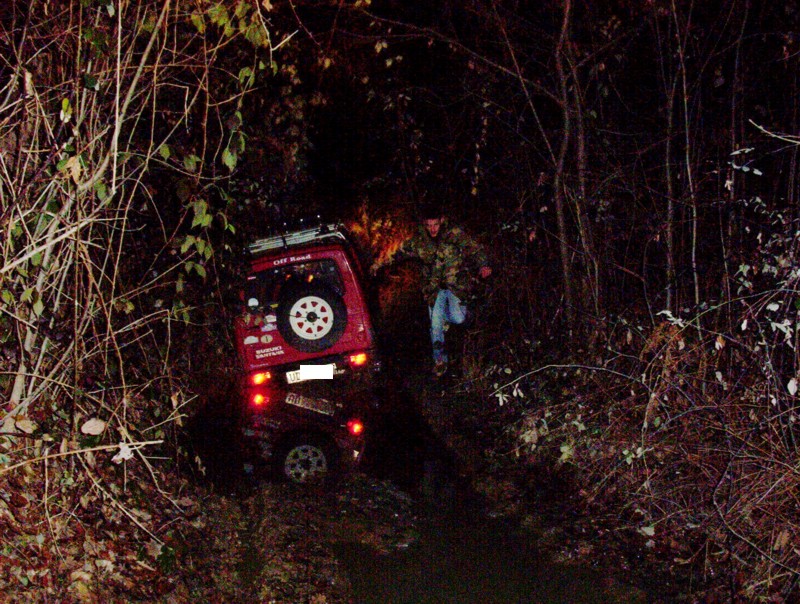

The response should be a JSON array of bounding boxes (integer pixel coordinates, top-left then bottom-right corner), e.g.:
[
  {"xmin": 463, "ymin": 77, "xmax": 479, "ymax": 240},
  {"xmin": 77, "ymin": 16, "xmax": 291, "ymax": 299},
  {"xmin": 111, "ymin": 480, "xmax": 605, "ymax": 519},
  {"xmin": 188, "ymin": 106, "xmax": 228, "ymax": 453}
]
[
  {"xmin": 288, "ymin": 295, "xmax": 335, "ymax": 340},
  {"xmin": 284, "ymin": 444, "xmax": 328, "ymax": 482}
]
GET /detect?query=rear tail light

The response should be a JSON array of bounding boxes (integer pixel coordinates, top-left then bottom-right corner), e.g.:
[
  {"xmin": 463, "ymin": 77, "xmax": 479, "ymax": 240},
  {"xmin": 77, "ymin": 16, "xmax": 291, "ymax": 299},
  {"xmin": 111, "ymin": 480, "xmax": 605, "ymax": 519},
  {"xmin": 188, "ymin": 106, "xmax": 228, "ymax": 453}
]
[
  {"xmin": 251, "ymin": 393, "xmax": 269, "ymax": 406},
  {"xmin": 347, "ymin": 352, "xmax": 368, "ymax": 368},
  {"xmin": 250, "ymin": 371, "xmax": 272, "ymax": 386},
  {"xmin": 347, "ymin": 419, "xmax": 364, "ymax": 436}
]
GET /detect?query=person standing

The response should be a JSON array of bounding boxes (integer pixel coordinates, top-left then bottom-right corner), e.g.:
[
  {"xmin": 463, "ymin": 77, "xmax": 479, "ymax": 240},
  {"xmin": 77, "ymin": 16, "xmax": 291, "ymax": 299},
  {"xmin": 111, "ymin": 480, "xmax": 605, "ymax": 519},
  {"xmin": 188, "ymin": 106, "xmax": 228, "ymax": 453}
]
[{"xmin": 371, "ymin": 203, "xmax": 492, "ymax": 377}]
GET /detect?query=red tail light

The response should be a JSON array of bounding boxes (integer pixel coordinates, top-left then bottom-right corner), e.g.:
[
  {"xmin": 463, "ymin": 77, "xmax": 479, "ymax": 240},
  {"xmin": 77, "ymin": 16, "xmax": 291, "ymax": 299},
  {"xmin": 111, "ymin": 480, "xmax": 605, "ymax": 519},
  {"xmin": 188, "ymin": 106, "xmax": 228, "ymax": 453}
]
[
  {"xmin": 347, "ymin": 352, "xmax": 368, "ymax": 368},
  {"xmin": 252, "ymin": 393, "xmax": 268, "ymax": 406},
  {"xmin": 347, "ymin": 419, "xmax": 364, "ymax": 436},
  {"xmin": 250, "ymin": 371, "xmax": 272, "ymax": 386}
]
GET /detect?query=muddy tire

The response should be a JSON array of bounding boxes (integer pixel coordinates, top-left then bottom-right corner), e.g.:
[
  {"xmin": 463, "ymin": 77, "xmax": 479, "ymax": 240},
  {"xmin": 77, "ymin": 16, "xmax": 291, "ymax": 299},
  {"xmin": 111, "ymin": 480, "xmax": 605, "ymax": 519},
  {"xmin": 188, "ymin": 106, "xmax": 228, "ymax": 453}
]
[
  {"xmin": 277, "ymin": 434, "xmax": 336, "ymax": 484},
  {"xmin": 277, "ymin": 282, "xmax": 348, "ymax": 353}
]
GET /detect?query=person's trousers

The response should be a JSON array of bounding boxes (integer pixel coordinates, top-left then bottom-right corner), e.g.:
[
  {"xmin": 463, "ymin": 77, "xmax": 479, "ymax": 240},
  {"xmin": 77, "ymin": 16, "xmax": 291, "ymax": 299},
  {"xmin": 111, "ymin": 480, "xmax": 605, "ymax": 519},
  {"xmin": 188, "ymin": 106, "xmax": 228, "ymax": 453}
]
[{"xmin": 428, "ymin": 289, "xmax": 467, "ymax": 363}]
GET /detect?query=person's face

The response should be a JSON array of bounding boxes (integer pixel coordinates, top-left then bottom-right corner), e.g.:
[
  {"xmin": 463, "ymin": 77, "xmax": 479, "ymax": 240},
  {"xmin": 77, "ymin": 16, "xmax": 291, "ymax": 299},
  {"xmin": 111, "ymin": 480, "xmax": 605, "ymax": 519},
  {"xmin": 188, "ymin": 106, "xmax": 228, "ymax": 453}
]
[{"xmin": 424, "ymin": 217, "xmax": 444, "ymax": 238}]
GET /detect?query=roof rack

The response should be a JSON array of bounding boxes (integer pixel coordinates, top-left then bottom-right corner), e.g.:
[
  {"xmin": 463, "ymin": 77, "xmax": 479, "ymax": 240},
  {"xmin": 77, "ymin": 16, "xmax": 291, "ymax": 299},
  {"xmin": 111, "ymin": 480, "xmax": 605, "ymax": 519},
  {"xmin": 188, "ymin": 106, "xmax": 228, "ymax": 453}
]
[{"xmin": 247, "ymin": 223, "xmax": 347, "ymax": 255}]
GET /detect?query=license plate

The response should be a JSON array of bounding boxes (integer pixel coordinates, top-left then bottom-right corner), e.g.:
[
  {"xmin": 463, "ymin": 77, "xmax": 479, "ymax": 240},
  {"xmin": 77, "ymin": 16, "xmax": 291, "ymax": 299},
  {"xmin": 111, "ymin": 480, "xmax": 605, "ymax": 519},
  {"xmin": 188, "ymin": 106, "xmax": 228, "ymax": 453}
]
[
  {"xmin": 286, "ymin": 364, "xmax": 335, "ymax": 384},
  {"xmin": 285, "ymin": 392, "xmax": 334, "ymax": 415}
]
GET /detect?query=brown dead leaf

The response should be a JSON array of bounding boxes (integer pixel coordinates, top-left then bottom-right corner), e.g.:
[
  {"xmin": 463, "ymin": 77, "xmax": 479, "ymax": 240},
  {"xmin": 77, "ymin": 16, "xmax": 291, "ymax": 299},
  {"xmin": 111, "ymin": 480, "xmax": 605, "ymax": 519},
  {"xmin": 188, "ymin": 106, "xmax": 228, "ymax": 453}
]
[
  {"xmin": 69, "ymin": 580, "xmax": 94, "ymax": 603},
  {"xmin": 14, "ymin": 417, "xmax": 37, "ymax": 434},
  {"xmin": 9, "ymin": 491, "xmax": 28, "ymax": 508}
]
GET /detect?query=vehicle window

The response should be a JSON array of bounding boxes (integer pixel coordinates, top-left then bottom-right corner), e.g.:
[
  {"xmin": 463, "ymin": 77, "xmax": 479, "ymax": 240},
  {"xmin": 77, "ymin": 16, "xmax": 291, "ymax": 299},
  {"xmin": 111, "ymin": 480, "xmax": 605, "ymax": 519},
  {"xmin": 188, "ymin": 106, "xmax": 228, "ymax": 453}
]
[{"xmin": 244, "ymin": 258, "xmax": 344, "ymax": 311}]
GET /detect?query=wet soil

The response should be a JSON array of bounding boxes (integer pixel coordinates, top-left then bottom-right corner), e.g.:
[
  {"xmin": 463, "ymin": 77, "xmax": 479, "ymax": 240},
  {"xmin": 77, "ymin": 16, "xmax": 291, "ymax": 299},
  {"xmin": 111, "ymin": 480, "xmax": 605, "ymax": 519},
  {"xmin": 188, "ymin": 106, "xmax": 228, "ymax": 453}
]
[{"xmin": 185, "ymin": 364, "xmax": 653, "ymax": 603}]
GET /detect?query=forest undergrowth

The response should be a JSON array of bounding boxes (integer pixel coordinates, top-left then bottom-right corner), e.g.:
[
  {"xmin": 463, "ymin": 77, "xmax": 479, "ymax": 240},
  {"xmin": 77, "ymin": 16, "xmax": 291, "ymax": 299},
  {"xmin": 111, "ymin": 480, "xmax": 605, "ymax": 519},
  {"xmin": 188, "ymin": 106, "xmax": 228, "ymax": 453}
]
[{"xmin": 478, "ymin": 273, "xmax": 800, "ymax": 602}]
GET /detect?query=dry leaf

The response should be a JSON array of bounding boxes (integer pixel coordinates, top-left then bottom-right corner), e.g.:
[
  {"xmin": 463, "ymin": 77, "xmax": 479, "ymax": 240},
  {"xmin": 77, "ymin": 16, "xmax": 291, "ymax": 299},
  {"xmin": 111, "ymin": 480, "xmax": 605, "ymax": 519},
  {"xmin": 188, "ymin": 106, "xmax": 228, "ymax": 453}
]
[
  {"xmin": 112, "ymin": 443, "xmax": 134, "ymax": 464},
  {"xmin": 81, "ymin": 418, "xmax": 106, "ymax": 435},
  {"xmin": 15, "ymin": 418, "xmax": 37, "ymax": 434}
]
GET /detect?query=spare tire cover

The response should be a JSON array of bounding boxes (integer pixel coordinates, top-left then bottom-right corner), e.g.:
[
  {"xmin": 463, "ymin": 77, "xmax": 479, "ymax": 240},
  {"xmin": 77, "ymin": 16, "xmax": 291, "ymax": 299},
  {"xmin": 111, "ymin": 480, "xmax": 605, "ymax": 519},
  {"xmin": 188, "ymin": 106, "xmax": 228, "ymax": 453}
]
[{"xmin": 277, "ymin": 282, "xmax": 348, "ymax": 352}]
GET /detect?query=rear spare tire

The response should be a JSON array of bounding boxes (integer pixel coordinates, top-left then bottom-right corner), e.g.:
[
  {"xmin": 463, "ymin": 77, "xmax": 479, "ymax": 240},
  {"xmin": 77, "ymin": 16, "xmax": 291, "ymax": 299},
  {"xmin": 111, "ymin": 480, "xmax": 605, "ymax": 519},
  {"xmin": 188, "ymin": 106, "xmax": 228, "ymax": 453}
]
[{"xmin": 277, "ymin": 283, "xmax": 348, "ymax": 352}]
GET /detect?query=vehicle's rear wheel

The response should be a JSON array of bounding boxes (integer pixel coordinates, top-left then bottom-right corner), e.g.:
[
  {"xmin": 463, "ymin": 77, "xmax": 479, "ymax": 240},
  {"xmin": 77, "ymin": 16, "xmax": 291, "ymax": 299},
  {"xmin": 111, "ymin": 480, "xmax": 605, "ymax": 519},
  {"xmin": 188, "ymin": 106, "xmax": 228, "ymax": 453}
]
[
  {"xmin": 278, "ymin": 434, "xmax": 336, "ymax": 484},
  {"xmin": 277, "ymin": 283, "xmax": 348, "ymax": 353}
]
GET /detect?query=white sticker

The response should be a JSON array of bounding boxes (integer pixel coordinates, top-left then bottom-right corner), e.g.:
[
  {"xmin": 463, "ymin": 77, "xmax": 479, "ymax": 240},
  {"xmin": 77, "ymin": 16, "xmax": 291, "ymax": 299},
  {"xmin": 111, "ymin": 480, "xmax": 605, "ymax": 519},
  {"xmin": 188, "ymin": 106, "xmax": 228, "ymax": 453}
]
[{"xmin": 299, "ymin": 364, "xmax": 334, "ymax": 380}]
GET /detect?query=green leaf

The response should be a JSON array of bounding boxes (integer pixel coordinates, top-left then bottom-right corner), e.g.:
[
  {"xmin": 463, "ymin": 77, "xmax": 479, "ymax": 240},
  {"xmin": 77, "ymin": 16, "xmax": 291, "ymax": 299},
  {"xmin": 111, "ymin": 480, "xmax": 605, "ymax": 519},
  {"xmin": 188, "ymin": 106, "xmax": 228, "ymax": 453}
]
[
  {"xmin": 191, "ymin": 200, "xmax": 208, "ymax": 229},
  {"xmin": 238, "ymin": 67, "xmax": 254, "ymax": 87},
  {"xmin": 21, "ymin": 288, "xmax": 34, "ymax": 303},
  {"xmin": 180, "ymin": 236, "xmax": 195, "ymax": 254},
  {"xmin": 60, "ymin": 98, "xmax": 72, "ymax": 123},
  {"xmin": 233, "ymin": 131, "xmax": 246, "ymax": 154},
  {"xmin": 32, "ymin": 298, "xmax": 44, "ymax": 317},
  {"xmin": 234, "ymin": 1, "xmax": 251, "ymax": 18},
  {"xmin": 158, "ymin": 144, "xmax": 171, "ymax": 160},
  {"xmin": 190, "ymin": 12, "xmax": 205, "ymax": 34},
  {"xmin": 1, "ymin": 290, "xmax": 14, "ymax": 305},
  {"xmin": 141, "ymin": 12, "xmax": 157, "ymax": 33},
  {"xmin": 208, "ymin": 4, "xmax": 229, "ymax": 27},
  {"xmin": 183, "ymin": 154, "xmax": 200, "ymax": 173},
  {"xmin": 194, "ymin": 263, "xmax": 207, "ymax": 279},
  {"xmin": 244, "ymin": 21, "xmax": 267, "ymax": 47},
  {"xmin": 221, "ymin": 147, "xmax": 237, "ymax": 171},
  {"xmin": 176, "ymin": 179, "xmax": 193, "ymax": 203},
  {"xmin": 94, "ymin": 180, "xmax": 108, "ymax": 201},
  {"xmin": 31, "ymin": 252, "xmax": 43, "ymax": 267}
]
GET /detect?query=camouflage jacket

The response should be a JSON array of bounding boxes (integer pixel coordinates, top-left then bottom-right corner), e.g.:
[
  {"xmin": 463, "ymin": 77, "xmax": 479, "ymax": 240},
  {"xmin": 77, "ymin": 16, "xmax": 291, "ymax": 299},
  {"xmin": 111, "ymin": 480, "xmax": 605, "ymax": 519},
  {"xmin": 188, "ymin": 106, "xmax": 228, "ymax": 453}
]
[{"xmin": 387, "ymin": 219, "xmax": 489, "ymax": 304}]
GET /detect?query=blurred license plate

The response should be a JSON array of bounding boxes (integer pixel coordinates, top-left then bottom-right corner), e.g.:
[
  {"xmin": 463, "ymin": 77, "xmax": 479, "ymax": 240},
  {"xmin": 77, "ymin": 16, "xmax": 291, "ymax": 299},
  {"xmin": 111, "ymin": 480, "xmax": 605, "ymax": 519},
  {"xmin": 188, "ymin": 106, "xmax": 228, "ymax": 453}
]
[
  {"xmin": 286, "ymin": 364, "xmax": 334, "ymax": 384},
  {"xmin": 285, "ymin": 392, "xmax": 334, "ymax": 415}
]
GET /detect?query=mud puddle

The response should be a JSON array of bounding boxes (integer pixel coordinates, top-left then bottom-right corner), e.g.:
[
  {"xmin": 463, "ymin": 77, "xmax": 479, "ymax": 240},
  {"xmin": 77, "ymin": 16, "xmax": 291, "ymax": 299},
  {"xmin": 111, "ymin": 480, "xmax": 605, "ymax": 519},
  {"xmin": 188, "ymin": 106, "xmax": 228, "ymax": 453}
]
[{"xmin": 334, "ymin": 383, "xmax": 646, "ymax": 603}]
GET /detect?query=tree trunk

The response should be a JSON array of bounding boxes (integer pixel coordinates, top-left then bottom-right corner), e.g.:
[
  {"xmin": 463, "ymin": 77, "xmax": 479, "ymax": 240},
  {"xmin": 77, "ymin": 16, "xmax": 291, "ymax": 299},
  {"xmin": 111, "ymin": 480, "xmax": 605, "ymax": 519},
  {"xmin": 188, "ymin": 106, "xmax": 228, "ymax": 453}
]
[{"xmin": 553, "ymin": 0, "xmax": 575, "ymax": 330}]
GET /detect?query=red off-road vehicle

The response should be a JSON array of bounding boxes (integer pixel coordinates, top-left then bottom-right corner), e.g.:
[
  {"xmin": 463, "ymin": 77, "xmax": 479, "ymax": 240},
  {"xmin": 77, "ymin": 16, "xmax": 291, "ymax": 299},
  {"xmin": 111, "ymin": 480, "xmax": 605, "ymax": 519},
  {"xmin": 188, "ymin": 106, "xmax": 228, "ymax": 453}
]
[{"xmin": 234, "ymin": 223, "xmax": 381, "ymax": 483}]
